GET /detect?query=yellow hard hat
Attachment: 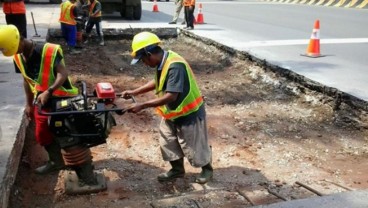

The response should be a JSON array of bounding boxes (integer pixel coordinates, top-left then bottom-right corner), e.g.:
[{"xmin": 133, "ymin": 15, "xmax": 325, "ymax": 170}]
[
  {"xmin": 131, "ymin": 31, "xmax": 161, "ymax": 65},
  {"xmin": 0, "ymin": 25, "xmax": 20, "ymax": 57}
]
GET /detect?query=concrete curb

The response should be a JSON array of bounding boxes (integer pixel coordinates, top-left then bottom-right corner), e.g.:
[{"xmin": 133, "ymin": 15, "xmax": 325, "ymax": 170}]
[{"xmin": 0, "ymin": 117, "xmax": 28, "ymax": 208}]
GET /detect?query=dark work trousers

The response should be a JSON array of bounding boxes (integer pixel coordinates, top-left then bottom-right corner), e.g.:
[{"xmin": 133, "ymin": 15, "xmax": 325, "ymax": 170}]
[
  {"xmin": 85, "ymin": 19, "xmax": 103, "ymax": 38},
  {"xmin": 184, "ymin": 6, "xmax": 195, "ymax": 28},
  {"xmin": 6, "ymin": 14, "xmax": 27, "ymax": 38}
]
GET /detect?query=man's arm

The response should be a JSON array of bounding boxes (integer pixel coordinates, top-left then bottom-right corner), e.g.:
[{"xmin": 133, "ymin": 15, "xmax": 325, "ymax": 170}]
[
  {"xmin": 23, "ymin": 78, "xmax": 35, "ymax": 120},
  {"xmin": 23, "ymin": 78, "xmax": 34, "ymax": 107},
  {"xmin": 128, "ymin": 92, "xmax": 179, "ymax": 113},
  {"xmin": 122, "ymin": 79, "xmax": 155, "ymax": 98}
]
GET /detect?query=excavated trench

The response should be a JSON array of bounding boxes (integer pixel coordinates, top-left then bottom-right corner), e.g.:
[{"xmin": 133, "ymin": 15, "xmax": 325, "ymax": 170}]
[{"xmin": 8, "ymin": 28, "xmax": 368, "ymax": 208}]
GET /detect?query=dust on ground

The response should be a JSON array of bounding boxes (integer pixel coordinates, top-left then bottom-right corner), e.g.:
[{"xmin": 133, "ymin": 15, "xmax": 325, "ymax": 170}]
[{"xmin": 9, "ymin": 35, "xmax": 368, "ymax": 208}]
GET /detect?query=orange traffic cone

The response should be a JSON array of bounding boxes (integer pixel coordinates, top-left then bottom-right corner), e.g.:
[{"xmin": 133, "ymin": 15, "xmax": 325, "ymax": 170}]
[
  {"xmin": 196, "ymin": 3, "xmax": 204, "ymax": 24},
  {"xmin": 153, "ymin": 0, "xmax": 159, "ymax": 12},
  {"xmin": 301, "ymin": 20, "xmax": 325, "ymax": 58}
]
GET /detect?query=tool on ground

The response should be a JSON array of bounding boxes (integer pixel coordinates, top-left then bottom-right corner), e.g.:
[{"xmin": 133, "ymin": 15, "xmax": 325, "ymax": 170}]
[
  {"xmin": 196, "ymin": 3, "xmax": 204, "ymax": 24},
  {"xmin": 38, "ymin": 81, "xmax": 134, "ymax": 195},
  {"xmin": 301, "ymin": 20, "xmax": 325, "ymax": 58},
  {"xmin": 31, "ymin": 12, "xmax": 41, "ymax": 38},
  {"xmin": 152, "ymin": 0, "xmax": 159, "ymax": 12}
]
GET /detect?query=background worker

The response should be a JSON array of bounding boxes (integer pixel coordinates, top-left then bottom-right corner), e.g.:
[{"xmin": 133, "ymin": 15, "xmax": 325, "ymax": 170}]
[
  {"xmin": 59, "ymin": 0, "xmax": 80, "ymax": 54},
  {"xmin": 1, "ymin": 0, "xmax": 27, "ymax": 38},
  {"xmin": 183, "ymin": 0, "xmax": 195, "ymax": 30},
  {"xmin": 121, "ymin": 32, "xmax": 213, "ymax": 184},
  {"xmin": 83, "ymin": 0, "xmax": 104, "ymax": 46},
  {"xmin": 0, "ymin": 25, "xmax": 79, "ymax": 175},
  {"xmin": 168, "ymin": 0, "xmax": 185, "ymax": 25}
]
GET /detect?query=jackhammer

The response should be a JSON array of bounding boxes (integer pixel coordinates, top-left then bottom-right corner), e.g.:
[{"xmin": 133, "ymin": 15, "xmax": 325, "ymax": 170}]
[{"xmin": 38, "ymin": 81, "xmax": 131, "ymax": 195}]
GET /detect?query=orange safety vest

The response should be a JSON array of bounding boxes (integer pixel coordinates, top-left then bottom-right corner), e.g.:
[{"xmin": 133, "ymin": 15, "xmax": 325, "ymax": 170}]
[
  {"xmin": 89, "ymin": 0, "xmax": 101, "ymax": 17},
  {"xmin": 183, "ymin": 0, "xmax": 195, "ymax": 6},
  {"xmin": 2, "ymin": 2, "xmax": 26, "ymax": 14},
  {"xmin": 13, "ymin": 43, "xmax": 79, "ymax": 97},
  {"xmin": 155, "ymin": 51, "xmax": 203, "ymax": 120},
  {"xmin": 59, "ymin": 0, "xmax": 77, "ymax": 25}
]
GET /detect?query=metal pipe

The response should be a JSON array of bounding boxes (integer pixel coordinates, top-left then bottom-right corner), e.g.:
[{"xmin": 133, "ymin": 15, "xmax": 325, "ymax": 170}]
[
  {"xmin": 295, "ymin": 181, "xmax": 324, "ymax": 196},
  {"xmin": 267, "ymin": 188, "xmax": 288, "ymax": 201},
  {"xmin": 323, "ymin": 179, "xmax": 354, "ymax": 191},
  {"xmin": 31, "ymin": 12, "xmax": 41, "ymax": 37},
  {"xmin": 236, "ymin": 188, "xmax": 255, "ymax": 206}
]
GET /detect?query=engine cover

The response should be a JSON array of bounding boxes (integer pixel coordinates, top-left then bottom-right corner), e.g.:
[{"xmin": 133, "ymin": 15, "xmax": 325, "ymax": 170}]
[{"xmin": 95, "ymin": 82, "xmax": 116, "ymax": 104}]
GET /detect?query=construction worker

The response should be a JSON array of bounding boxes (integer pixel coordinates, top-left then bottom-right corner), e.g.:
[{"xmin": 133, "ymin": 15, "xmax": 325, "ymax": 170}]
[
  {"xmin": 0, "ymin": 25, "xmax": 79, "ymax": 174},
  {"xmin": 183, "ymin": 0, "xmax": 195, "ymax": 30},
  {"xmin": 83, "ymin": 0, "xmax": 104, "ymax": 46},
  {"xmin": 59, "ymin": 0, "xmax": 80, "ymax": 54},
  {"xmin": 1, "ymin": 0, "xmax": 27, "ymax": 38},
  {"xmin": 121, "ymin": 32, "xmax": 213, "ymax": 184},
  {"xmin": 168, "ymin": 0, "xmax": 185, "ymax": 25}
]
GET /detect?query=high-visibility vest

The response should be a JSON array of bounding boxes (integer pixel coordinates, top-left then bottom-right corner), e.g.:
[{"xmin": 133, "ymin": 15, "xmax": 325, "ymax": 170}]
[
  {"xmin": 155, "ymin": 51, "xmax": 203, "ymax": 120},
  {"xmin": 89, "ymin": 0, "xmax": 101, "ymax": 17},
  {"xmin": 13, "ymin": 43, "xmax": 79, "ymax": 97},
  {"xmin": 59, "ymin": 1, "xmax": 76, "ymax": 25},
  {"xmin": 2, "ymin": 2, "xmax": 26, "ymax": 14},
  {"xmin": 183, "ymin": 0, "xmax": 195, "ymax": 6}
]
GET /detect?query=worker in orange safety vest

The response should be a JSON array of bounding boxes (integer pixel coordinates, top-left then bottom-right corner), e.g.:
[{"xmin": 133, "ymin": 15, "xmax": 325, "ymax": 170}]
[
  {"xmin": 121, "ymin": 32, "xmax": 213, "ymax": 184},
  {"xmin": 0, "ymin": 25, "xmax": 79, "ymax": 175},
  {"xmin": 83, "ymin": 0, "xmax": 104, "ymax": 46},
  {"xmin": 59, "ymin": 0, "xmax": 80, "ymax": 54},
  {"xmin": 1, "ymin": 0, "xmax": 27, "ymax": 38}
]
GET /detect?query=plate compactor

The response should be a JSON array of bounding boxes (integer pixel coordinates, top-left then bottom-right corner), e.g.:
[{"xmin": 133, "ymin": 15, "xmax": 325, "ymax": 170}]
[{"xmin": 39, "ymin": 81, "xmax": 131, "ymax": 195}]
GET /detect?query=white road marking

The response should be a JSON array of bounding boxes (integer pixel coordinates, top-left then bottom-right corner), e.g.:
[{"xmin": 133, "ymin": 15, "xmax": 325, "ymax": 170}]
[{"xmin": 237, "ymin": 38, "xmax": 368, "ymax": 47}]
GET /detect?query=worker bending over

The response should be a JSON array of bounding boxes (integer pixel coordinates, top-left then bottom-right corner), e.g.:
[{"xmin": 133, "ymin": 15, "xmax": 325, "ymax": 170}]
[
  {"xmin": 0, "ymin": 25, "xmax": 79, "ymax": 174},
  {"xmin": 121, "ymin": 32, "xmax": 213, "ymax": 184}
]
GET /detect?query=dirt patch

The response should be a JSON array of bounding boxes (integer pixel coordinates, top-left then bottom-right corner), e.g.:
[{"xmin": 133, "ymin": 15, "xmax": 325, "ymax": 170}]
[{"xmin": 9, "ymin": 34, "xmax": 368, "ymax": 208}]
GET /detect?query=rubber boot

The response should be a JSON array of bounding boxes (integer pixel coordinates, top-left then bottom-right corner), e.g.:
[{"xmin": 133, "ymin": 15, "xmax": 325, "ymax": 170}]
[
  {"xmin": 157, "ymin": 158, "xmax": 185, "ymax": 182},
  {"xmin": 195, "ymin": 163, "xmax": 213, "ymax": 184},
  {"xmin": 35, "ymin": 141, "xmax": 65, "ymax": 175}
]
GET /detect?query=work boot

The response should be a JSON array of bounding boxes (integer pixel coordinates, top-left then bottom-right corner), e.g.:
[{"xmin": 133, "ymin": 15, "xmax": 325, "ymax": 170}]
[
  {"xmin": 168, "ymin": 21, "xmax": 176, "ymax": 24},
  {"xmin": 35, "ymin": 141, "xmax": 65, "ymax": 175},
  {"xmin": 195, "ymin": 163, "xmax": 213, "ymax": 184},
  {"xmin": 68, "ymin": 47, "xmax": 81, "ymax": 55},
  {"xmin": 157, "ymin": 158, "xmax": 185, "ymax": 182},
  {"xmin": 99, "ymin": 36, "xmax": 105, "ymax": 46}
]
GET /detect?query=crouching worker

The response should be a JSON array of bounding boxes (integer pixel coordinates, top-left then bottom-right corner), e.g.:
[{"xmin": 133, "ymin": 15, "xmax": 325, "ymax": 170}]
[
  {"xmin": 121, "ymin": 32, "xmax": 213, "ymax": 184},
  {"xmin": 0, "ymin": 25, "xmax": 79, "ymax": 174}
]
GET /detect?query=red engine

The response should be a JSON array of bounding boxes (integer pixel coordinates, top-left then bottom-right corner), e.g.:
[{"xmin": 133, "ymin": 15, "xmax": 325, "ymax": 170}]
[{"xmin": 95, "ymin": 82, "xmax": 116, "ymax": 104}]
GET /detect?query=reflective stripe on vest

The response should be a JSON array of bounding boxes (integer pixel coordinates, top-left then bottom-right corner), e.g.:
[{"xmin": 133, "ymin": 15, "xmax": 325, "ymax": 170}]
[
  {"xmin": 13, "ymin": 54, "xmax": 37, "ymax": 96},
  {"xmin": 35, "ymin": 43, "xmax": 78, "ymax": 96},
  {"xmin": 59, "ymin": 1, "xmax": 76, "ymax": 25},
  {"xmin": 89, "ymin": 1, "xmax": 101, "ymax": 17},
  {"xmin": 14, "ymin": 43, "xmax": 78, "ymax": 97},
  {"xmin": 155, "ymin": 51, "xmax": 203, "ymax": 120}
]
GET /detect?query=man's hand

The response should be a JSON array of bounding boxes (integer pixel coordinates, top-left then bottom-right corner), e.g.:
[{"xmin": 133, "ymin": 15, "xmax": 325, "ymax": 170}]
[
  {"xmin": 36, "ymin": 91, "xmax": 51, "ymax": 106},
  {"xmin": 121, "ymin": 90, "xmax": 135, "ymax": 99},
  {"xmin": 25, "ymin": 105, "xmax": 34, "ymax": 121},
  {"xmin": 127, "ymin": 103, "xmax": 145, "ymax": 113}
]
